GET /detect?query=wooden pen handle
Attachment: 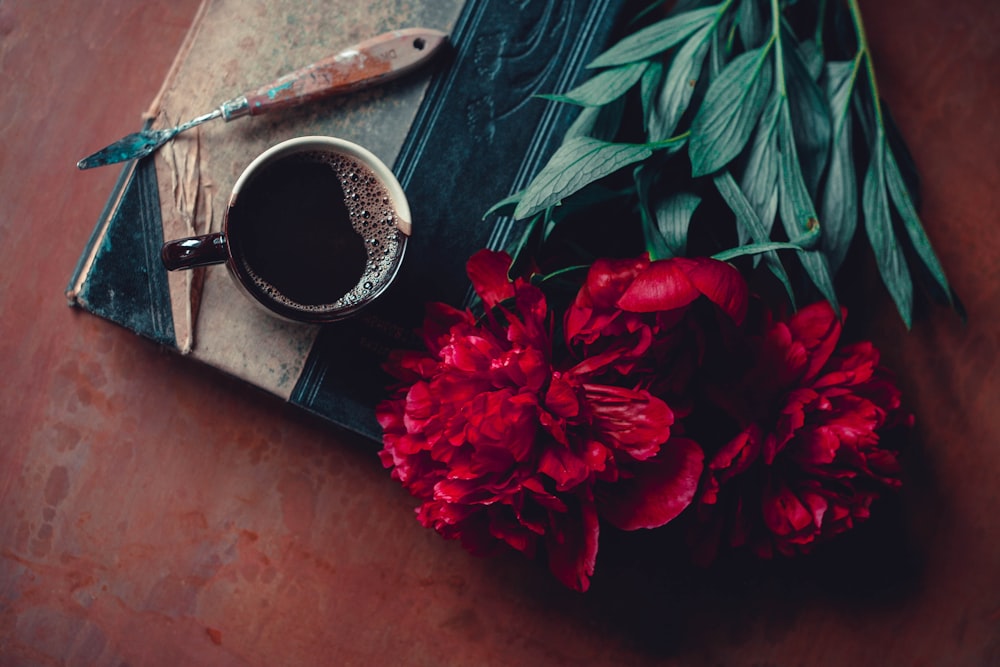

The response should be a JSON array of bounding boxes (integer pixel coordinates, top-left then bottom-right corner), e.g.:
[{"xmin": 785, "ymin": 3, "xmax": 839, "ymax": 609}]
[{"xmin": 241, "ymin": 28, "xmax": 445, "ymax": 116}]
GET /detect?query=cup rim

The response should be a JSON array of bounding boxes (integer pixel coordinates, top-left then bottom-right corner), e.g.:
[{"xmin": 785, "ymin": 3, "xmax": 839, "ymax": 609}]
[{"xmin": 224, "ymin": 135, "xmax": 411, "ymax": 324}]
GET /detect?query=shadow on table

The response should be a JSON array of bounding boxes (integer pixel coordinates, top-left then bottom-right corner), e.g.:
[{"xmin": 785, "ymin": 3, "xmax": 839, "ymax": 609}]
[{"xmin": 576, "ymin": 432, "xmax": 936, "ymax": 658}]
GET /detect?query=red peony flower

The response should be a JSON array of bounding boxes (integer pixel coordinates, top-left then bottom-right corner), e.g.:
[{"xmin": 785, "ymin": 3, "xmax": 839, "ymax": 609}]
[
  {"xmin": 566, "ymin": 255, "xmax": 748, "ymax": 364},
  {"xmin": 564, "ymin": 254, "xmax": 748, "ymax": 408},
  {"xmin": 378, "ymin": 250, "xmax": 705, "ymax": 591},
  {"xmin": 696, "ymin": 302, "xmax": 910, "ymax": 559},
  {"xmin": 561, "ymin": 254, "xmax": 749, "ymax": 531}
]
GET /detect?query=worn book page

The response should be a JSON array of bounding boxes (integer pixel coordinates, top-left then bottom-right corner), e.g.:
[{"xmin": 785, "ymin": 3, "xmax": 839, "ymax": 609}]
[{"xmin": 146, "ymin": 0, "xmax": 464, "ymax": 397}]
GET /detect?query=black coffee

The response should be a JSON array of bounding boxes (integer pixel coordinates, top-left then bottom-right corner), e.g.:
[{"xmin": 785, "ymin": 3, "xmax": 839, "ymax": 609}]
[{"xmin": 229, "ymin": 151, "xmax": 403, "ymax": 312}]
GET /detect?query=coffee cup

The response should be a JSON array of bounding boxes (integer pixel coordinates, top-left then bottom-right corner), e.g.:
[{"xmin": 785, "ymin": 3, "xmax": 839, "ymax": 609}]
[{"xmin": 161, "ymin": 136, "xmax": 411, "ymax": 323}]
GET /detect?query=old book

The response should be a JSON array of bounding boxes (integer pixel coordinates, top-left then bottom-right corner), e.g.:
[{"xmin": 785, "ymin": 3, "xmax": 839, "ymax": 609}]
[{"xmin": 67, "ymin": 0, "xmax": 628, "ymax": 440}]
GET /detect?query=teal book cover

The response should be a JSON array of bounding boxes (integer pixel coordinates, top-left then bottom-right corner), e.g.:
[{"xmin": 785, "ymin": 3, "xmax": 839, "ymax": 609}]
[{"xmin": 68, "ymin": 0, "xmax": 629, "ymax": 441}]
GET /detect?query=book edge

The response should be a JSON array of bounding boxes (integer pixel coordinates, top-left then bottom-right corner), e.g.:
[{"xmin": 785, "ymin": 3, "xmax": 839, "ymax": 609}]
[
  {"xmin": 67, "ymin": 0, "xmax": 212, "ymax": 307},
  {"xmin": 142, "ymin": 0, "xmax": 213, "ymax": 123},
  {"xmin": 66, "ymin": 159, "xmax": 139, "ymax": 306}
]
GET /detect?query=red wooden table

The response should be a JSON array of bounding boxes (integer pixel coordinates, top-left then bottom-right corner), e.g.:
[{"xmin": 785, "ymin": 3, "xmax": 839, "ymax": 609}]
[{"xmin": 1, "ymin": 1, "xmax": 998, "ymax": 665}]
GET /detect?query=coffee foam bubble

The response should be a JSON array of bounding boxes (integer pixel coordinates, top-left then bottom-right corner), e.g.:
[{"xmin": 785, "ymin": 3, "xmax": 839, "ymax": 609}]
[{"xmin": 243, "ymin": 151, "xmax": 403, "ymax": 314}]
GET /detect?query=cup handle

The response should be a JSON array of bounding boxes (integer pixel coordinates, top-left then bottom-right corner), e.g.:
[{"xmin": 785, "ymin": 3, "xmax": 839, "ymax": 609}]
[{"xmin": 161, "ymin": 233, "xmax": 228, "ymax": 271}]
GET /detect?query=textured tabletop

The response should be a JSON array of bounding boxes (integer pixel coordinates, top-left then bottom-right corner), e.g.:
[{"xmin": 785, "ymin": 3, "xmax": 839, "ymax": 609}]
[{"xmin": 1, "ymin": 1, "xmax": 998, "ymax": 665}]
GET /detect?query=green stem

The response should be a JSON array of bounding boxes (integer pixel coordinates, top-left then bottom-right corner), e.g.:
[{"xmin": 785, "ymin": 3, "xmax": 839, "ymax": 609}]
[
  {"xmin": 628, "ymin": 0, "xmax": 668, "ymax": 26},
  {"xmin": 648, "ymin": 131, "xmax": 691, "ymax": 150},
  {"xmin": 814, "ymin": 0, "xmax": 828, "ymax": 49},
  {"xmin": 716, "ymin": 0, "xmax": 739, "ymax": 54},
  {"xmin": 847, "ymin": 0, "xmax": 884, "ymax": 126},
  {"xmin": 712, "ymin": 241, "xmax": 804, "ymax": 262},
  {"xmin": 771, "ymin": 0, "xmax": 786, "ymax": 96},
  {"xmin": 536, "ymin": 265, "xmax": 591, "ymax": 284}
]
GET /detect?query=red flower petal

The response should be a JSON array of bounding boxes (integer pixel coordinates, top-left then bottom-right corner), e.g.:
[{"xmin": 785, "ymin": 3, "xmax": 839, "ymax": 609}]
[
  {"xmin": 701, "ymin": 426, "xmax": 762, "ymax": 505},
  {"xmin": 583, "ymin": 256, "xmax": 649, "ymax": 308},
  {"xmin": 467, "ymin": 249, "xmax": 516, "ymax": 308},
  {"xmin": 488, "ymin": 508, "xmax": 539, "ymax": 552},
  {"xmin": 616, "ymin": 260, "xmax": 700, "ymax": 313},
  {"xmin": 791, "ymin": 427, "xmax": 845, "ymax": 470},
  {"xmin": 564, "ymin": 256, "xmax": 646, "ymax": 343},
  {"xmin": 421, "ymin": 302, "xmax": 472, "ymax": 353},
  {"xmin": 510, "ymin": 283, "xmax": 549, "ymax": 344},
  {"xmin": 683, "ymin": 258, "xmax": 749, "ymax": 324},
  {"xmin": 538, "ymin": 446, "xmax": 592, "ymax": 491},
  {"xmin": 815, "ymin": 342, "xmax": 878, "ymax": 389},
  {"xmin": 787, "ymin": 302, "xmax": 843, "ymax": 382},
  {"xmin": 599, "ymin": 437, "xmax": 704, "ymax": 530},
  {"xmin": 545, "ymin": 490, "xmax": 599, "ymax": 592},
  {"xmin": 761, "ymin": 482, "xmax": 825, "ymax": 537},
  {"xmin": 403, "ymin": 381, "xmax": 435, "ymax": 420},
  {"xmin": 566, "ymin": 330, "xmax": 652, "ymax": 376},
  {"xmin": 544, "ymin": 373, "xmax": 581, "ymax": 419},
  {"xmin": 583, "ymin": 383, "xmax": 674, "ymax": 460}
]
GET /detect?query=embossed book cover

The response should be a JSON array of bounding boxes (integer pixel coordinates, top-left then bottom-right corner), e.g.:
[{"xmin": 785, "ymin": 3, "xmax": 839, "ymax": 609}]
[{"xmin": 68, "ymin": 0, "xmax": 628, "ymax": 440}]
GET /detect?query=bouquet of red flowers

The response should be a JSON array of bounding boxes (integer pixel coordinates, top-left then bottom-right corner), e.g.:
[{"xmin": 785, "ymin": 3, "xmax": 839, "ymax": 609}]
[
  {"xmin": 378, "ymin": 0, "xmax": 956, "ymax": 591},
  {"xmin": 378, "ymin": 250, "xmax": 909, "ymax": 590}
]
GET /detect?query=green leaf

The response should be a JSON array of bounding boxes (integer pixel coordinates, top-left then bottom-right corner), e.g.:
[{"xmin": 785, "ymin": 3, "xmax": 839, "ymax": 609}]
[
  {"xmin": 824, "ymin": 59, "xmax": 860, "ymax": 139},
  {"xmin": 863, "ymin": 134, "xmax": 913, "ymax": 328},
  {"xmin": 514, "ymin": 137, "xmax": 653, "ymax": 220},
  {"xmin": 640, "ymin": 60, "xmax": 664, "ymax": 134},
  {"xmin": 739, "ymin": 92, "xmax": 782, "ymax": 246},
  {"xmin": 712, "ymin": 241, "xmax": 802, "ymax": 261},
  {"xmin": 715, "ymin": 171, "xmax": 770, "ymax": 245},
  {"xmin": 851, "ymin": 73, "xmax": 877, "ymax": 145},
  {"xmin": 797, "ymin": 249, "xmax": 840, "ymax": 314},
  {"xmin": 819, "ymin": 60, "xmax": 859, "ymax": 272},
  {"xmin": 819, "ymin": 119, "xmax": 857, "ymax": 272},
  {"xmin": 589, "ymin": 4, "xmax": 721, "ymax": 68},
  {"xmin": 634, "ymin": 166, "xmax": 670, "ymax": 260},
  {"xmin": 647, "ymin": 132, "xmax": 691, "ymax": 154},
  {"xmin": 796, "ymin": 37, "xmax": 824, "ymax": 81},
  {"xmin": 565, "ymin": 97, "xmax": 626, "ymax": 142},
  {"xmin": 782, "ymin": 31, "xmax": 831, "ymax": 196},
  {"xmin": 736, "ymin": 0, "xmax": 766, "ymax": 48},
  {"xmin": 539, "ymin": 62, "xmax": 649, "ymax": 107},
  {"xmin": 533, "ymin": 264, "xmax": 591, "ymax": 289},
  {"xmin": 656, "ymin": 192, "xmax": 702, "ymax": 258},
  {"xmin": 672, "ymin": 0, "xmax": 718, "ymax": 13},
  {"xmin": 714, "ymin": 170, "xmax": 795, "ymax": 305},
  {"xmin": 882, "ymin": 105, "xmax": 922, "ymax": 205},
  {"xmin": 565, "ymin": 106, "xmax": 600, "ymax": 140},
  {"xmin": 483, "ymin": 191, "xmax": 521, "ymax": 219},
  {"xmin": 777, "ymin": 106, "xmax": 821, "ymax": 247},
  {"xmin": 549, "ymin": 182, "xmax": 628, "ymax": 222},
  {"xmin": 707, "ymin": 12, "xmax": 729, "ymax": 77},
  {"xmin": 689, "ymin": 43, "xmax": 774, "ymax": 177},
  {"xmin": 629, "ymin": 0, "xmax": 671, "ymax": 27},
  {"xmin": 648, "ymin": 22, "xmax": 714, "ymax": 142},
  {"xmin": 884, "ymin": 146, "xmax": 955, "ymax": 305},
  {"xmin": 506, "ymin": 212, "xmax": 545, "ymax": 279}
]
